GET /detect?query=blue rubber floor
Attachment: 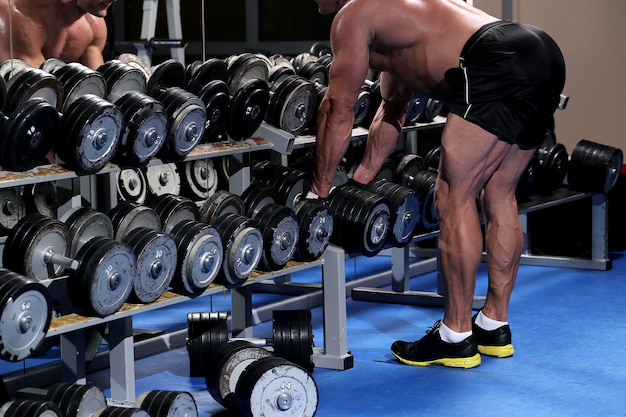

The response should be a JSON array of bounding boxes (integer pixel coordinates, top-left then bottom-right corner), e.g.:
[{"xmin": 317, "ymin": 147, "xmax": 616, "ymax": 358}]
[
  {"xmin": 86, "ymin": 249, "xmax": 626, "ymax": 417},
  {"xmin": 3, "ymin": 249, "xmax": 625, "ymax": 416}
]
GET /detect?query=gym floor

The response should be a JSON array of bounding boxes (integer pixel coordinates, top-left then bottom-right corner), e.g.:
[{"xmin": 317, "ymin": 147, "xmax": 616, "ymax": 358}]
[{"xmin": 72, "ymin": 245, "xmax": 626, "ymax": 417}]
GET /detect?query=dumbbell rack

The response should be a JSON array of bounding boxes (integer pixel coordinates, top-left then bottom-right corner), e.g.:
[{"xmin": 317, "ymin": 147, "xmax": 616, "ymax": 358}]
[{"xmin": 0, "ymin": 134, "xmax": 354, "ymax": 405}]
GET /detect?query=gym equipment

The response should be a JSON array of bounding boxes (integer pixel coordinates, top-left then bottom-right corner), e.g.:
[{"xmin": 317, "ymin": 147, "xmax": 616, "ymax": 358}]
[
  {"xmin": 23, "ymin": 182, "xmax": 59, "ymax": 218},
  {"xmin": 293, "ymin": 198, "xmax": 333, "ymax": 262},
  {"xmin": 179, "ymin": 158, "xmax": 219, "ymax": 200},
  {"xmin": 326, "ymin": 183, "xmax": 392, "ymax": 256},
  {"xmin": 199, "ymin": 190, "xmax": 246, "ymax": 226},
  {"xmin": 145, "ymin": 163, "xmax": 182, "ymax": 198},
  {"xmin": 227, "ymin": 77, "xmax": 270, "ymax": 141},
  {"xmin": 0, "ymin": 98, "xmax": 59, "ymax": 172},
  {"xmin": 567, "ymin": 139, "xmax": 623, "ymax": 194},
  {"xmin": 408, "ymin": 169, "xmax": 439, "ymax": 232},
  {"xmin": 0, "ymin": 187, "xmax": 26, "ymax": 234},
  {"xmin": 251, "ymin": 160, "xmax": 310, "ymax": 210},
  {"xmin": 0, "ymin": 399, "xmax": 63, "ymax": 416},
  {"xmin": 97, "ymin": 59, "xmax": 147, "ymax": 103},
  {"xmin": 169, "ymin": 219, "xmax": 223, "ymax": 294},
  {"xmin": 149, "ymin": 193, "xmax": 200, "ymax": 234},
  {"xmin": 1, "ymin": 61, "xmax": 63, "ymax": 114},
  {"xmin": 57, "ymin": 94, "xmax": 123, "ymax": 173},
  {"xmin": 0, "ymin": 268, "xmax": 52, "ymax": 361},
  {"xmin": 114, "ymin": 91, "xmax": 167, "ymax": 166},
  {"xmin": 43, "ymin": 61, "xmax": 107, "ymax": 112},
  {"xmin": 46, "ymin": 382, "xmax": 108, "ymax": 417},
  {"xmin": 3, "ymin": 213, "xmax": 136, "ymax": 317},
  {"xmin": 117, "ymin": 168, "xmax": 149, "ymax": 204},
  {"xmin": 135, "ymin": 389, "xmax": 198, "ymax": 417},
  {"xmin": 266, "ymin": 74, "xmax": 317, "ymax": 135},
  {"xmin": 109, "ymin": 201, "xmax": 162, "ymax": 242}
]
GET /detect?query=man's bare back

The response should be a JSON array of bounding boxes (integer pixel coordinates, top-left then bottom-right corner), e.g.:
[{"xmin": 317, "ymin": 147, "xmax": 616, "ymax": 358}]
[
  {"xmin": 326, "ymin": 0, "xmax": 498, "ymax": 97},
  {"xmin": 0, "ymin": 0, "xmax": 113, "ymax": 70}
]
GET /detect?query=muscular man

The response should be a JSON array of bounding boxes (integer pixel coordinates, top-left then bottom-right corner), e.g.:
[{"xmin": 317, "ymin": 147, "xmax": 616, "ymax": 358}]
[
  {"xmin": 0, "ymin": 0, "xmax": 117, "ymax": 70},
  {"xmin": 312, "ymin": 0, "xmax": 565, "ymax": 368}
]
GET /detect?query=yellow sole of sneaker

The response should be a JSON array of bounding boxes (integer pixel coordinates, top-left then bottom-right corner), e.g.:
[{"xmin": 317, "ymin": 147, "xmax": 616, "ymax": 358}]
[
  {"xmin": 478, "ymin": 344, "xmax": 514, "ymax": 358},
  {"xmin": 392, "ymin": 352, "xmax": 481, "ymax": 368}
]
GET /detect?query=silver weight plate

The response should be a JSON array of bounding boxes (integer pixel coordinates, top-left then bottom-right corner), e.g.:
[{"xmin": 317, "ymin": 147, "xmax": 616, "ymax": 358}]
[
  {"xmin": 168, "ymin": 101, "xmax": 206, "ymax": 157},
  {"xmin": 61, "ymin": 207, "xmax": 115, "ymax": 258},
  {"xmin": 61, "ymin": 63, "xmax": 107, "ymax": 112},
  {"xmin": 74, "ymin": 385, "xmax": 108, "ymax": 417},
  {"xmin": 238, "ymin": 357, "xmax": 318, "ymax": 417},
  {"xmin": 0, "ymin": 188, "xmax": 26, "ymax": 232},
  {"xmin": 277, "ymin": 81, "xmax": 317, "ymax": 135},
  {"xmin": 183, "ymin": 159, "xmax": 219, "ymax": 199},
  {"xmin": 23, "ymin": 182, "xmax": 58, "ymax": 218},
  {"xmin": 124, "ymin": 229, "xmax": 177, "ymax": 303},
  {"xmin": 0, "ymin": 283, "xmax": 51, "ymax": 362},
  {"xmin": 136, "ymin": 390, "xmax": 198, "ymax": 417},
  {"xmin": 77, "ymin": 239, "xmax": 136, "ymax": 317},
  {"xmin": 25, "ymin": 220, "xmax": 69, "ymax": 280},
  {"xmin": 0, "ymin": 59, "xmax": 31, "ymax": 80},
  {"xmin": 228, "ymin": 54, "xmax": 270, "ymax": 93},
  {"xmin": 117, "ymin": 168, "xmax": 148, "ymax": 204},
  {"xmin": 145, "ymin": 163, "xmax": 181, "ymax": 197},
  {"xmin": 298, "ymin": 202, "xmax": 333, "ymax": 260},
  {"xmin": 113, "ymin": 204, "xmax": 162, "ymax": 241},
  {"xmin": 181, "ymin": 227, "xmax": 223, "ymax": 293},
  {"xmin": 106, "ymin": 67, "xmax": 147, "ymax": 103},
  {"xmin": 40, "ymin": 58, "xmax": 67, "ymax": 74},
  {"xmin": 392, "ymin": 191, "xmax": 420, "ymax": 247},
  {"xmin": 225, "ymin": 226, "xmax": 263, "ymax": 284},
  {"xmin": 362, "ymin": 201, "xmax": 390, "ymax": 256},
  {"xmin": 128, "ymin": 108, "xmax": 167, "ymax": 164},
  {"xmin": 263, "ymin": 209, "xmax": 299, "ymax": 270},
  {"xmin": 75, "ymin": 99, "xmax": 124, "ymax": 172},
  {"xmin": 117, "ymin": 53, "xmax": 152, "ymax": 80}
]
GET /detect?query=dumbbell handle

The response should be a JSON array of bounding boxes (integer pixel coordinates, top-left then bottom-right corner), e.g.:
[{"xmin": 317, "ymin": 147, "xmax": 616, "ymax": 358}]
[
  {"xmin": 43, "ymin": 248, "xmax": 79, "ymax": 271},
  {"xmin": 231, "ymin": 337, "xmax": 273, "ymax": 347}
]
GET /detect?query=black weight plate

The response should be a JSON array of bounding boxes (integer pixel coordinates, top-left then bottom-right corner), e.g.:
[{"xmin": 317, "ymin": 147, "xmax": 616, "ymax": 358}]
[
  {"xmin": 423, "ymin": 145, "xmax": 441, "ymax": 171},
  {"xmin": 199, "ymin": 190, "xmax": 245, "ymax": 225},
  {"xmin": 147, "ymin": 59, "xmax": 186, "ymax": 96},
  {"xmin": 309, "ymin": 42, "xmax": 332, "ymax": 58},
  {"xmin": 197, "ymin": 79, "xmax": 230, "ymax": 138},
  {"xmin": 410, "ymin": 170, "xmax": 439, "ymax": 231},
  {"xmin": 272, "ymin": 309, "xmax": 315, "ymax": 372},
  {"xmin": 2, "ymin": 98, "xmax": 59, "ymax": 171},
  {"xmin": 156, "ymin": 87, "xmax": 206, "ymax": 159},
  {"xmin": 109, "ymin": 201, "xmax": 162, "ymax": 239},
  {"xmin": 227, "ymin": 78, "xmax": 269, "ymax": 141},
  {"xmin": 393, "ymin": 152, "xmax": 425, "ymax": 187},
  {"xmin": 150, "ymin": 194, "xmax": 200, "ymax": 234},
  {"xmin": 187, "ymin": 58, "xmax": 229, "ymax": 94},
  {"xmin": 353, "ymin": 84, "xmax": 371, "ymax": 127},
  {"xmin": 241, "ymin": 181, "xmax": 280, "ymax": 219},
  {"xmin": 117, "ymin": 168, "xmax": 148, "ymax": 204},
  {"xmin": 294, "ymin": 199, "xmax": 333, "ymax": 261},
  {"xmin": 186, "ymin": 311, "xmax": 228, "ymax": 377},
  {"xmin": 97, "ymin": 60, "xmax": 147, "ymax": 103},
  {"xmin": 62, "ymin": 206, "xmax": 114, "ymax": 258},
  {"xmin": 5, "ymin": 68, "xmax": 63, "ymax": 115},
  {"xmin": 255, "ymin": 203, "xmax": 299, "ymax": 271},
  {"xmin": 180, "ymin": 158, "xmax": 219, "ymax": 200},
  {"xmin": 213, "ymin": 213, "xmax": 263, "ymax": 285}
]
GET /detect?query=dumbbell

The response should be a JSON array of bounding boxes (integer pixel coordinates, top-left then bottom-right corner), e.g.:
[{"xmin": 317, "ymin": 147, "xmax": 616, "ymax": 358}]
[
  {"xmin": 0, "ymin": 59, "xmax": 63, "ymax": 114},
  {"xmin": 3, "ymin": 212, "xmax": 136, "ymax": 317},
  {"xmin": 0, "ymin": 268, "xmax": 52, "ymax": 361},
  {"xmin": 265, "ymin": 74, "xmax": 318, "ymax": 135},
  {"xmin": 364, "ymin": 179, "xmax": 421, "ymax": 248},
  {"xmin": 389, "ymin": 150, "xmax": 426, "ymax": 188},
  {"xmin": 0, "ymin": 399, "xmax": 62, "ymax": 416},
  {"xmin": 326, "ymin": 182, "xmax": 392, "ymax": 256},
  {"xmin": 241, "ymin": 182, "xmax": 300, "ymax": 271},
  {"xmin": 46, "ymin": 382, "xmax": 108, "ymax": 417},
  {"xmin": 146, "ymin": 59, "xmax": 207, "ymax": 159},
  {"xmin": 177, "ymin": 158, "xmax": 220, "ymax": 200},
  {"xmin": 97, "ymin": 59, "xmax": 148, "ymax": 103},
  {"xmin": 40, "ymin": 59, "xmax": 107, "ymax": 112},
  {"xmin": 534, "ymin": 140, "xmax": 569, "ymax": 194},
  {"xmin": 0, "ymin": 97, "xmax": 59, "ymax": 172},
  {"xmin": 186, "ymin": 58, "xmax": 230, "ymax": 140},
  {"xmin": 567, "ymin": 139, "xmax": 623, "ymax": 194},
  {"xmin": 144, "ymin": 163, "xmax": 182, "ymax": 199},
  {"xmin": 135, "ymin": 389, "xmax": 198, "ymax": 417},
  {"xmin": 0, "ymin": 187, "xmax": 26, "ymax": 234},
  {"xmin": 408, "ymin": 169, "xmax": 440, "ymax": 232},
  {"xmin": 187, "ymin": 309, "xmax": 315, "ymax": 378},
  {"xmin": 149, "ymin": 193, "xmax": 200, "ymax": 234}
]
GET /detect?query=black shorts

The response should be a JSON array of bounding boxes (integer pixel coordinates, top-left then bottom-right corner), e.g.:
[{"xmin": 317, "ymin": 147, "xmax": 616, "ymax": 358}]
[{"xmin": 444, "ymin": 20, "xmax": 566, "ymax": 148}]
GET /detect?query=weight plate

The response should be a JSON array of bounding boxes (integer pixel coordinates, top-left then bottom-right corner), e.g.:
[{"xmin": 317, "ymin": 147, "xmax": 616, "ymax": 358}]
[
  {"xmin": 422, "ymin": 97, "xmax": 444, "ymax": 122},
  {"xmin": 424, "ymin": 146, "xmax": 441, "ymax": 171},
  {"xmin": 40, "ymin": 58, "xmax": 67, "ymax": 75},
  {"xmin": 568, "ymin": 139, "xmax": 623, "ymax": 194},
  {"xmin": 5, "ymin": 68, "xmax": 63, "ymax": 114},
  {"xmin": 410, "ymin": 170, "xmax": 439, "ymax": 231},
  {"xmin": 115, "ymin": 91, "xmax": 167, "ymax": 166},
  {"xmin": 69, "ymin": 237, "xmax": 136, "ymax": 317},
  {"xmin": 61, "ymin": 206, "xmax": 115, "ymax": 258},
  {"xmin": 4, "ymin": 214, "xmax": 69, "ymax": 280},
  {"xmin": 297, "ymin": 61, "xmax": 328, "ymax": 85},
  {"xmin": 49, "ymin": 382, "xmax": 107, "ymax": 417},
  {"xmin": 170, "ymin": 220, "xmax": 223, "ymax": 294},
  {"xmin": 268, "ymin": 64, "xmax": 296, "ymax": 87},
  {"xmin": 136, "ymin": 390, "xmax": 198, "ymax": 417},
  {"xmin": 360, "ymin": 199, "xmax": 391, "ymax": 256},
  {"xmin": 2, "ymin": 97, "xmax": 59, "ymax": 172},
  {"xmin": 181, "ymin": 158, "xmax": 219, "ymax": 200},
  {"xmin": 97, "ymin": 60, "xmax": 147, "ymax": 103},
  {"xmin": 0, "ymin": 399, "xmax": 62, "ymax": 417},
  {"xmin": 147, "ymin": 59, "xmax": 186, "ymax": 96},
  {"xmin": 235, "ymin": 356, "xmax": 318, "ymax": 417},
  {"xmin": 117, "ymin": 53, "xmax": 152, "ymax": 81},
  {"xmin": 58, "ymin": 94, "xmax": 123, "ymax": 173},
  {"xmin": 55, "ymin": 62, "xmax": 107, "ymax": 112},
  {"xmin": 22, "ymin": 182, "xmax": 58, "ymax": 218},
  {"xmin": 0, "ymin": 188, "xmax": 26, "ymax": 233},
  {"xmin": 294, "ymin": 199, "xmax": 333, "ymax": 261},
  {"xmin": 92, "ymin": 406, "xmax": 150, "ymax": 416},
  {"xmin": 227, "ymin": 53, "xmax": 269, "ymax": 93},
  {"xmin": 272, "ymin": 309, "xmax": 315, "ymax": 372},
  {"xmin": 309, "ymin": 42, "xmax": 332, "ymax": 58},
  {"xmin": 197, "ymin": 79, "xmax": 230, "ymax": 139},
  {"xmin": 186, "ymin": 58, "xmax": 229, "ymax": 94},
  {"xmin": 0, "ymin": 270, "xmax": 52, "ymax": 361},
  {"xmin": 150, "ymin": 194, "xmax": 200, "ymax": 235},
  {"xmin": 393, "ymin": 152, "xmax": 425, "ymax": 187},
  {"xmin": 227, "ymin": 78, "xmax": 269, "ymax": 141},
  {"xmin": 268, "ymin": 76, "xmax": 317, "ymax": 135},
  {"xmin": 109, "ymin": 201, "xmax": 162, "ymax": 240},
  {"xmin": 256, "ymin": 204, "xmax": 299, "ymax": 271},
  {"xmin": 353, "ymin": 84, "xmax": 371, "ymax": 127},
  {"xmin": 241, "ymin": 182, "xmax": 280, "ymax": 219},
  {"xmin": 0, "ymin": 59, "xmax": 32, "ymax": 80},
  {"xmin": 157, "ymin": 87, "xmax": 206, "ymax": 159},
  {"xmin": 214, "ymin": 213, "xmax": 263, "ymax": 285},
  {"xmin": 199, "ymin": 190, "xmax": 245, "ymax": 225},
  {"xmin": 117, "ymin": 168, "xmax": 148, "ymax": 204},
  {"xmin": 536, "ymin": 142, "xmax": 569, "ymax": 193},
  {"xmin": 187, "ymin": 311, "xmax": 228, "ymax": 377},
  {"xmin": 145, "ymin": 163, "xmax": 181, "ymax": 197},
  {"xmin": 205, "ymin": 340, "xmax": 272, "ymax": 410},
  {"xmin": 290, "ymin": 53, "xmax": 317, "ymax": 73},
  {"xmin": 122, "ymin": 227, "xmax": 177, "ymax": 303},
  {"xmin": 374, "ymin": 159, "xmax": 396, "ymax": 183}
]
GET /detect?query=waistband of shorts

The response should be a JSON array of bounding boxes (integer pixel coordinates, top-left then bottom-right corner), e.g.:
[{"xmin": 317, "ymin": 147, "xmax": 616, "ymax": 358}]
[{"xmin": 461, "ymin": 20, "xmax": 516, "ymax": 58}]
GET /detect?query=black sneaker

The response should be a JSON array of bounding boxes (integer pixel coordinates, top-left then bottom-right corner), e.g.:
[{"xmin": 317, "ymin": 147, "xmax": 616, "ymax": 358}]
[
  {"xmin": 391, "ymin": 321, "xmax": 481, "ymax": 368},
  {"xmin": 472, "ymin": 313, "xmax": 514, "ymax": 358}
]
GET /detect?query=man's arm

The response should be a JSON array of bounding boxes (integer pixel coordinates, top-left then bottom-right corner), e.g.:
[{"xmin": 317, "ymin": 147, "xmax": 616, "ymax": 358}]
[
  {"xmin": 78, "ymin": 15, "xmax": 108, "ymax": 69},
  {"xmin": 352, "ymin": 72, "xmax": 412, "ymax": 185},
  {"xmin": 311, "ymin": 11, "xmax": 372, "ymax": 198}
]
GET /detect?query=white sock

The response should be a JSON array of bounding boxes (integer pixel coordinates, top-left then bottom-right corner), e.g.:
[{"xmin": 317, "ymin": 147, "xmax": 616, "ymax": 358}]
[
  {"xmin": 439, "ymin": 321, "xmax": 472, "ymax": 344},
  {"xmin": 475, "ymin": 311, "xmax": 508, "ymax": 331}
]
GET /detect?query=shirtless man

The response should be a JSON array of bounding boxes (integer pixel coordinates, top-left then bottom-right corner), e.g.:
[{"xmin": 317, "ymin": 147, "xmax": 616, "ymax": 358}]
[
  {"xmin": 0, "ymin": 0, "xmax": 117, "ymax": 70},
  {"xmin": 311, "ymin": 0, "xmax": 565, "ymax": 368}
]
